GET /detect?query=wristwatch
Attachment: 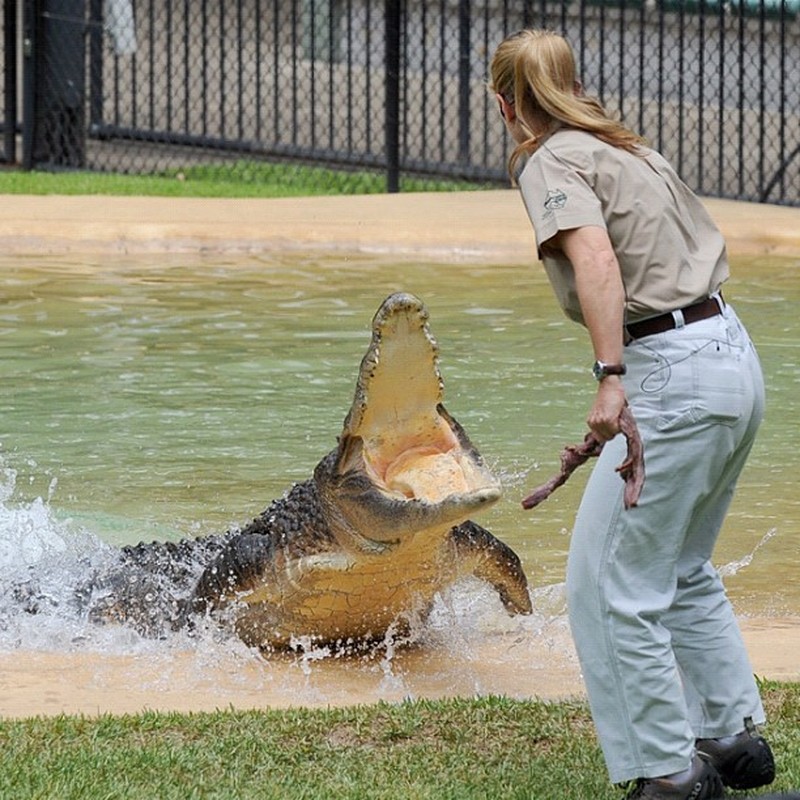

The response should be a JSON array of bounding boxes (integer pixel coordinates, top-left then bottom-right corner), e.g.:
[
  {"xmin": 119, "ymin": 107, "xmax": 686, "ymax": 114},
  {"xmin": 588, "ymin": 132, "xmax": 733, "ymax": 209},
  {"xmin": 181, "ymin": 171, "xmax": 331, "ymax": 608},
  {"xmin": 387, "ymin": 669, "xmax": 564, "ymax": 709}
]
[{"xmin": 592, "ymin": 360, "xmax": 627, "ymax": 381}]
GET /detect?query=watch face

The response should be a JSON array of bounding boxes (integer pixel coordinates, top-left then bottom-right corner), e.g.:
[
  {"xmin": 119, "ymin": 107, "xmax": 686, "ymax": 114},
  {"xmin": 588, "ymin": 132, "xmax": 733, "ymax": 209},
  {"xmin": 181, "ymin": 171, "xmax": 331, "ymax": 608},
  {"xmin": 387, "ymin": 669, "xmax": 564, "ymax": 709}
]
[{"xmin": 593, "ymin": 361, "xmax": 626, "ymax": 380}]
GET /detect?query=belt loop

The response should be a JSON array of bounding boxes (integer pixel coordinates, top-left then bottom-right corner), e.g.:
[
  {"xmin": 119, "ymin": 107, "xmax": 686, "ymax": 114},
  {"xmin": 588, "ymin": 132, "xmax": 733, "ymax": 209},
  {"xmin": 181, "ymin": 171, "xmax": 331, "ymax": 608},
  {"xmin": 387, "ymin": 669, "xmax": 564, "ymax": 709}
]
[
  {"xmin": 671, "ymin": 308, "xmax": 686, "ymax": 329},
  {"xmin": 710, "ymin": 291, "xmax": 725, "ymax": 313}
]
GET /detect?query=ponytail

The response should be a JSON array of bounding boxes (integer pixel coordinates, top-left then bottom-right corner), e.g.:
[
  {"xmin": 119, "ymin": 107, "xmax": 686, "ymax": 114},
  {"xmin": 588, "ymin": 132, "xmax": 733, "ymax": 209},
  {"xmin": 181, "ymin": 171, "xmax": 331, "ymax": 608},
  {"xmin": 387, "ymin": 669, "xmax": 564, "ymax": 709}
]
[{"xmin": 489, "ymin": 30, "xmax": 646, "ymax": 182}]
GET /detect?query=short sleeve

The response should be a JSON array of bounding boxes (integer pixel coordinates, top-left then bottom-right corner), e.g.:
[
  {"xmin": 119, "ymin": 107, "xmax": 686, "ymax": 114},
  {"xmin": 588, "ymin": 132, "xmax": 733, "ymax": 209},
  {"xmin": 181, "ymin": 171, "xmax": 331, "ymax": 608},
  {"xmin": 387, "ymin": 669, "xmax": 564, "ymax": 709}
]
[{"xmin": 517, "ymin": 146, "xmax": 606, "ymax": 255}]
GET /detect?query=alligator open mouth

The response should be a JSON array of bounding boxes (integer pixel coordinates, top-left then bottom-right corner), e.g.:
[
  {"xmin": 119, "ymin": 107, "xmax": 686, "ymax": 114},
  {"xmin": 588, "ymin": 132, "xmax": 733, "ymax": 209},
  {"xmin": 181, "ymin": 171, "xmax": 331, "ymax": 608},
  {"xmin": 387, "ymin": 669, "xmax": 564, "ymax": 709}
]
[{"xmin": 323, "ymin": 293, "xmax": 502, "ymax": 541}]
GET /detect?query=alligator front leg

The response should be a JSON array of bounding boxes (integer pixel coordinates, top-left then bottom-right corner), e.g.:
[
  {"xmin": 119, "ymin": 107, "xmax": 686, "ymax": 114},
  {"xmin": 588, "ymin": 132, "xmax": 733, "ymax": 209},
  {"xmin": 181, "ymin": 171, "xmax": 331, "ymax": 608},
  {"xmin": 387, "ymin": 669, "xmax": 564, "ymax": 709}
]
[
  {"xmin": 184, "ymin": 532, "xmax": 282, "ymax": 618},
  {"xmin": 449, "ymin": 521, "xmax": 532, "ymax": 615}
]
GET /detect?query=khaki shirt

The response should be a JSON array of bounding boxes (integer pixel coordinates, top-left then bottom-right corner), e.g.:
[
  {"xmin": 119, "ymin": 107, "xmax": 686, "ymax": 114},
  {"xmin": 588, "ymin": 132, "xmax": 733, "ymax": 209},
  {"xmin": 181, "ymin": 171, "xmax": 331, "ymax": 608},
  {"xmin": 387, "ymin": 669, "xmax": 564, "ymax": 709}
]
[{"xmin": 517, "ymin": 128, "xmax": 729, "ymax": 325}]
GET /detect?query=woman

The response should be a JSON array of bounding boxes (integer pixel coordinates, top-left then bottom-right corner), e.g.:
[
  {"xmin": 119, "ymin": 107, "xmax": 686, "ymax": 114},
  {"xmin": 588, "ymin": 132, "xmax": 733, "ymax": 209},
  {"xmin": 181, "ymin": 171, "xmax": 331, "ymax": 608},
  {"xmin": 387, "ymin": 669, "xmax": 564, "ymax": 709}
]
[{"xmin": 489, "ymin": 29, "xmax": 775, "ymax": 800}]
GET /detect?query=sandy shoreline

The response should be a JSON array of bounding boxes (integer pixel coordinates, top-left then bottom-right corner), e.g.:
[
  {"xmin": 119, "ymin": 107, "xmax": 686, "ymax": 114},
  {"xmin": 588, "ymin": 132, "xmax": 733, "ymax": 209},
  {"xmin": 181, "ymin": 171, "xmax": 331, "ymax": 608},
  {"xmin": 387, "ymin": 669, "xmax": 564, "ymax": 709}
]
[
  {"xmin": 0, "ymin": 190, "xmax": 798, "ymax": 719},
  {"xmin": 0, "ymin": 616, "xmax": 796, "ymax": 719},
  {"xmin": 1, "ymin": 191, "xmax": 800, "ymax": 260}
]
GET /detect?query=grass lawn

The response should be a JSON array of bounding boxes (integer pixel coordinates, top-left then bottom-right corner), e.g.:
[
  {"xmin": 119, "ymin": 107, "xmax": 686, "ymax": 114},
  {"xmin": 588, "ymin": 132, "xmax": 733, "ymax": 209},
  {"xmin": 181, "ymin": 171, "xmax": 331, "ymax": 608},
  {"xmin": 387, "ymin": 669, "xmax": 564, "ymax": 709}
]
[
  {"xmin": 0, "ymin": 684, "xmax": 798, "ymax": 799},
  {"xmin": 0, "ymin": 160, "xmax": 493, "ymax": 198}
]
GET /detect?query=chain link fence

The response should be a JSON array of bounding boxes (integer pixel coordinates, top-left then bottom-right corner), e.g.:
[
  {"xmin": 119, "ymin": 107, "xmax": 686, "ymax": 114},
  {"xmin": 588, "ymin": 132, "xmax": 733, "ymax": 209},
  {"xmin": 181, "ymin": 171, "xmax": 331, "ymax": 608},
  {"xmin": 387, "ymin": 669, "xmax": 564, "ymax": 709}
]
[{"xmin": 1, "ymin": 0, "xmax": 799, "ymax": 204}]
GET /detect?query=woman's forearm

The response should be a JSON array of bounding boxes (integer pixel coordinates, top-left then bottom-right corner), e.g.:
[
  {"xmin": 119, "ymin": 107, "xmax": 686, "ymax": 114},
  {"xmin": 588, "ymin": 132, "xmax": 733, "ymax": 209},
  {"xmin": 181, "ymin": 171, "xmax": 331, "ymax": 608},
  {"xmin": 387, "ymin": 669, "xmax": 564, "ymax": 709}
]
[
  {"xmin": 558, "ymin": 225, "xmax": 628, "ymax": 441},
  {"xmin": 559, "ymin": 225, "xmax": 626, "ymax": 365}
]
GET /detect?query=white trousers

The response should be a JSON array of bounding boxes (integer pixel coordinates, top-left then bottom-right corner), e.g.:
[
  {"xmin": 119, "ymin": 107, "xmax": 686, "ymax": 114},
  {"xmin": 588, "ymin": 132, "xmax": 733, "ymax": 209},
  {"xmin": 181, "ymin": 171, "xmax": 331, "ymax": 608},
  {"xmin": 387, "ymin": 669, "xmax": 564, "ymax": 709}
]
[{"xmin": 566, "ymin": 303, "xmax": 766, "ymax": 784}]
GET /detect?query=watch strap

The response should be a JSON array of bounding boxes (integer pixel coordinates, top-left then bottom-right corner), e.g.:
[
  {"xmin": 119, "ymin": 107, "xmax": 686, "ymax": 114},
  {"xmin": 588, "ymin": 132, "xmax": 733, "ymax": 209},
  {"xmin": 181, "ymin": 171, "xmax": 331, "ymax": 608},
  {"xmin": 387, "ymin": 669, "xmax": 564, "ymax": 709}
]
[{"xmin": 593, "ymin": 361, "xmax": 627, "ymax": 381}]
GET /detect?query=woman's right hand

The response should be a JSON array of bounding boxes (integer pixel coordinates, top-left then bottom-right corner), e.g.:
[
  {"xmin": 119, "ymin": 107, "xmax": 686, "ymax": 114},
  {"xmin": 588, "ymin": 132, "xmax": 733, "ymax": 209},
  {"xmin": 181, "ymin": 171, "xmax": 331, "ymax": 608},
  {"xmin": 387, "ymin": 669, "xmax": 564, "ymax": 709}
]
[{"xmin": 587, "ymin": 376, "xmax": 628, "ymax": 442}]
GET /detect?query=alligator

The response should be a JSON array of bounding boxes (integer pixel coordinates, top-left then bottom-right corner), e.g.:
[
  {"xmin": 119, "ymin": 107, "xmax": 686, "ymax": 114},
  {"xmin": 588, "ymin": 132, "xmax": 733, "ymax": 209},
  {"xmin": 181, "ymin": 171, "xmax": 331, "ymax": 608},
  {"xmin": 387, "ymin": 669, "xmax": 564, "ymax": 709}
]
[{"xmin": 85, "ymin": 292, "xmax": 532, "ymax": 650}]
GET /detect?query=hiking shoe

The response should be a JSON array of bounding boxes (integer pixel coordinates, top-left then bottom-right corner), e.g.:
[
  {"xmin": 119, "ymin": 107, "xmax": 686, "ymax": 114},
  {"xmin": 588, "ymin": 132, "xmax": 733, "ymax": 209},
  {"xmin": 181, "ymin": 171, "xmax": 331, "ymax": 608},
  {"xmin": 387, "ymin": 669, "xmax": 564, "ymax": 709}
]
[
  {"xmin": 624, "ymin": 755, "xmax": 724, "ymax": 799},
  {"xmin": 696, "ymin": 717, "xmax": 775, "ymax": 790}
]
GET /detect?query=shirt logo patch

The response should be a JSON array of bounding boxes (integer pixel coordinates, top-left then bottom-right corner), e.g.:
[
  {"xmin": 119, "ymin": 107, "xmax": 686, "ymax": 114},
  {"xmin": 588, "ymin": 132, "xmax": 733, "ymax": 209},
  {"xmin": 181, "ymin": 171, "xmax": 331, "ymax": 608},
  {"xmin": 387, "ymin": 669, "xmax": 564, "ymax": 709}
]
[{"xmin": 544, "ymin": 189, "xmax": 567, "ymax": 211}]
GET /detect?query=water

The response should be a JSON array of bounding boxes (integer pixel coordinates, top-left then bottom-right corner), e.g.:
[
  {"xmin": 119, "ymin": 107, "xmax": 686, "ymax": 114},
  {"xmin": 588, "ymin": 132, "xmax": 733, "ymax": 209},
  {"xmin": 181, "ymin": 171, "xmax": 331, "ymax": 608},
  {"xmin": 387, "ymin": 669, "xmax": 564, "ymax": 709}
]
[{"xmin": 0, "ymin": 252, "xmax": 797, "ymax": 709}]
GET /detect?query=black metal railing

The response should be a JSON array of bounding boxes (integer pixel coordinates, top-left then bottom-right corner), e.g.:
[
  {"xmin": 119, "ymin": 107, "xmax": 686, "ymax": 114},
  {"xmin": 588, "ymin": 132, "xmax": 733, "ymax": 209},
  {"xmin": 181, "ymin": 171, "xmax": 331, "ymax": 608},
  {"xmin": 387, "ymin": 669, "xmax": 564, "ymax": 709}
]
[{"xmin": 1, "ymin": 0, "xmax": 798, "ymax": 205}]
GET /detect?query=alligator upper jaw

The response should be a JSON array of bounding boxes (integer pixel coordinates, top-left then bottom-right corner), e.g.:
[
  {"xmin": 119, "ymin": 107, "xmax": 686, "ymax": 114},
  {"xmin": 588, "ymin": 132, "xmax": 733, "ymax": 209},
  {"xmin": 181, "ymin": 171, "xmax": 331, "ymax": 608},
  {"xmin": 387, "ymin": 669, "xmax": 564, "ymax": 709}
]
[{"xmin": 319, "ymin": 292, "xmax": 502, "ymax": 544}]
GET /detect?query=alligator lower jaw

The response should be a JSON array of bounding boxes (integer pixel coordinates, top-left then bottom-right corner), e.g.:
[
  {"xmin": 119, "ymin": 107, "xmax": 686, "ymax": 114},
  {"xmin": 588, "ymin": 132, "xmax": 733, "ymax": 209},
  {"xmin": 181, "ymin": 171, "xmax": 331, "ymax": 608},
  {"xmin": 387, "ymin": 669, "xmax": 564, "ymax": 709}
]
[
  {"xmin": 339, "ymin": 415, "xmax": 501, "ymax": 516},
  {"xmin": 360, "ymin": 427, "xmax": 502, "ymax": 532}
]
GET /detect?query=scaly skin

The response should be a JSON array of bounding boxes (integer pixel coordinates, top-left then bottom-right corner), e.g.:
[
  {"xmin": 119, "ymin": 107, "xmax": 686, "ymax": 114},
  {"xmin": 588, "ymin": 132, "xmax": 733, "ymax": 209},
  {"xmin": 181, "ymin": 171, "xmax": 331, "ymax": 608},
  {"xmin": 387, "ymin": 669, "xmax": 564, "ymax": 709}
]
[{"xmin": 86, "ymin": 293, "xmax": 532, "ymax": 649}]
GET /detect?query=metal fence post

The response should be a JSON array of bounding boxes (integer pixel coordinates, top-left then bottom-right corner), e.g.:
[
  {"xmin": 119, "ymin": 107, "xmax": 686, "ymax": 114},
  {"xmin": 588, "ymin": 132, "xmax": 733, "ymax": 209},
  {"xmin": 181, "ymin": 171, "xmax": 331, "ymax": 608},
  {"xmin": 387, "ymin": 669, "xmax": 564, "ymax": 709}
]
[
  {"xmin": 3, "ymin": 2, "xmax": 17, "ymax": 164},
  {"xmin": 27, "ymin": 0, "xmax": 88, "ymax": 168},
  {"xmin": 88, "ymin": 0, "xmax": 103, "ymax": 131},
  {"xmin": 3, "ymin": 0, "xmax": 18, "ymax": 163},
  {"xmin": 21, "ymin": 0, "xmax": 38, "ymax": 169},
  {"xmin": 385, "ymin": 0, "xmax": 401, "ymax": 193},
  {"xmin": 457, "ymin": 0, "xmax": 470, "ymax": 164}
]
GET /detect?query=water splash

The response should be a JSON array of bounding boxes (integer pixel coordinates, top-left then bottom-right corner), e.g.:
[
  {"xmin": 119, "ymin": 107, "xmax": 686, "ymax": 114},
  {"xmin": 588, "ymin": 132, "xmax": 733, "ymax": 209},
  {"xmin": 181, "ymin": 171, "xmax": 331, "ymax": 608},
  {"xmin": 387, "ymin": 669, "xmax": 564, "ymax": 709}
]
[
  {"xmin": 0, "ymin": 464, "xmax": 558, "ymax": 651},
  {"xmin": 0, "ymin": 460, "xmax": 581, "ymax": 713},
  {"xmin": 0, "ymin": 468, "xmax": 66, "ymax": 568},
  {"xmin": 719, "ymin": 528, "xmax": 778, "ymax": 578},
  {"xmin": 0, "ymin": 465, "xmax": 123, "ymax": 651}
]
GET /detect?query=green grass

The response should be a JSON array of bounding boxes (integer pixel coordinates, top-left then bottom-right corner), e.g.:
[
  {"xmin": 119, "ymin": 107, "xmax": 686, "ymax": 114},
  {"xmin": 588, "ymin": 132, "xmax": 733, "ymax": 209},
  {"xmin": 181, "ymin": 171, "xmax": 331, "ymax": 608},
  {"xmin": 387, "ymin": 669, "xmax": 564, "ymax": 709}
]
[
  {"xmin": 0, "ymin": 684, "xmax": 798, "ymax": 799},
  {"xmin": 0, "ymin": 160, "xmax": 494, "ymax": 198}
]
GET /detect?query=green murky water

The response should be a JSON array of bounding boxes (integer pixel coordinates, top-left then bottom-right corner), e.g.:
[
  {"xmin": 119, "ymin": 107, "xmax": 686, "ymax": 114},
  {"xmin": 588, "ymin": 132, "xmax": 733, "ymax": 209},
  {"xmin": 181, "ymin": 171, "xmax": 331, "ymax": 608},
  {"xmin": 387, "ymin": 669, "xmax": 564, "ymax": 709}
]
[{"xmin": 1, "ymin": 252, "xmax": 797, "ymax": 617}]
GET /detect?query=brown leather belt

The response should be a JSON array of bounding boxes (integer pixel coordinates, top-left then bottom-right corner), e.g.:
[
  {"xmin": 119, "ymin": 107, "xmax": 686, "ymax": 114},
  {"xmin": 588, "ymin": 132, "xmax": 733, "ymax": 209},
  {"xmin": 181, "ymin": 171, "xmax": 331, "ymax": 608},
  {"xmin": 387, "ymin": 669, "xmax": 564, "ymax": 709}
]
[{"xmin": 625, "ymin": 296, "xmax": 723, "ymax": 341}]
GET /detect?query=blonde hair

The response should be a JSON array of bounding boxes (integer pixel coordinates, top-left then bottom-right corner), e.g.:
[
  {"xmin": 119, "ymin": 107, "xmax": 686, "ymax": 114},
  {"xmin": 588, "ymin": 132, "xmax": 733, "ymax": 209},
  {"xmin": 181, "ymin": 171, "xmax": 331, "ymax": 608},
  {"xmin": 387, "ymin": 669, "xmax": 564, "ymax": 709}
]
[{"xmin": 489, "ymin": 29, "xmax": 646, "ymax": 180}]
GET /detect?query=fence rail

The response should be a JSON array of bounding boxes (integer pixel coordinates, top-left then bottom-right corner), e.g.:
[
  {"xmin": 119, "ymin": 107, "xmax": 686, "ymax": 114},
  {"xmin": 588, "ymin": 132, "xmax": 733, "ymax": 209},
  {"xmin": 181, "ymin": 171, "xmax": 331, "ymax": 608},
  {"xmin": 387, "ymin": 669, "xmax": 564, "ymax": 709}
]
[{"xmin": 1, "ymin": 0, "xmax": 798, "ymax": 205}]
